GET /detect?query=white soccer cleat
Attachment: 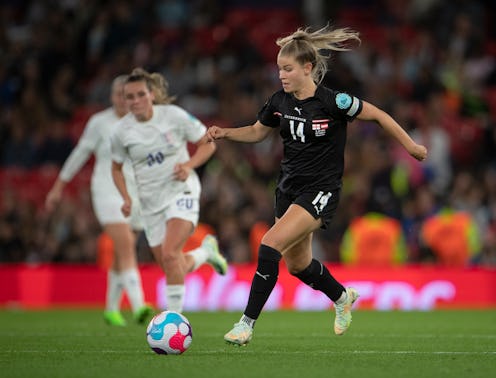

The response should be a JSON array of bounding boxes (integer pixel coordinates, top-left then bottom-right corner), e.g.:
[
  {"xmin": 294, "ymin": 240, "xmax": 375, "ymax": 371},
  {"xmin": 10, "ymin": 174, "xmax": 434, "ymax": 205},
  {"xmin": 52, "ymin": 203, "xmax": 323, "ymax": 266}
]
[
  {"xmin": 202, "ymin": 234, "xmax": 228, "ymax": 275},
  {"xmin": 224, "ymin": 322, "xmax": 253, "ymax": 346},
  {"xmin": 334, "ymin": 287, "xmax": 359, "ymax": 335}
]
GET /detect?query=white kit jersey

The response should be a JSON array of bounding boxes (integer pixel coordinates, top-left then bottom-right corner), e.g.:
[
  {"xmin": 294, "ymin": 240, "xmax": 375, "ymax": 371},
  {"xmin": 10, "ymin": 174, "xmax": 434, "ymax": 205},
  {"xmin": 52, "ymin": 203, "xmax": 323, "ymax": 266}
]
[
  {"xmin": 59, "ymin": 107, "xmax": 141, "ymax": 226},
  {"xmin": 111, "ymin": 104, "xmax": 206, "ymax": 216}
]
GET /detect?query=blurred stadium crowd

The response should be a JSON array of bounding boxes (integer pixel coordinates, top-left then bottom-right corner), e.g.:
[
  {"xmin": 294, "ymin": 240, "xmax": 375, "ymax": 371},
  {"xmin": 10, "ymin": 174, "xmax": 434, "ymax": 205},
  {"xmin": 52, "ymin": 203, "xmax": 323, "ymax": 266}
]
[{"xmin": 1, "ymin": 0, "xmax": 496, "ymax": 267}]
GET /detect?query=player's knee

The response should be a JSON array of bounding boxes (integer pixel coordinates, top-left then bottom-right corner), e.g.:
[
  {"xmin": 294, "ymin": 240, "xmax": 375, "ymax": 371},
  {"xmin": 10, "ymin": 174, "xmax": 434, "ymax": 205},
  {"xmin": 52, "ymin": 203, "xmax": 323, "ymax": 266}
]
[
  {"xmin": 260, "ymin": 234, "xmax": 286, "ymax": 252},
  {"xmin": 289, "ymin": 259, "xmax": 318, "ymax": 278},
  {"xmin": 160, "ymin": 249, "xmax": 182, "ymax": 266},
  {"xmin": 288, "ymin": 264, "xmax": 309, "ymax": 276}
]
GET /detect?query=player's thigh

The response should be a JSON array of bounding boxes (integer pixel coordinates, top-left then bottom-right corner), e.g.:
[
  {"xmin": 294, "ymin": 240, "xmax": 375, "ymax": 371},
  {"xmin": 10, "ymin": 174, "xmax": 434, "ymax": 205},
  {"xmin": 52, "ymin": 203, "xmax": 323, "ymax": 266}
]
[
  {"xmin": 262, "ymin": 203, "xmax": 321, "ymax": 252},
  {"xmin": 144, "ymin": 186, "xmax": 199, "ymax": 253},
  {"xmin": 162, "ymin": 188, "xmax": 199, "ymax": 253},
  {"xmin": 163, "ymin": 218, "xmax": 195, "ymax": 255},
  {"xmin": 143, "ymin": 214, "xmax": 193, "ymax": 268}
]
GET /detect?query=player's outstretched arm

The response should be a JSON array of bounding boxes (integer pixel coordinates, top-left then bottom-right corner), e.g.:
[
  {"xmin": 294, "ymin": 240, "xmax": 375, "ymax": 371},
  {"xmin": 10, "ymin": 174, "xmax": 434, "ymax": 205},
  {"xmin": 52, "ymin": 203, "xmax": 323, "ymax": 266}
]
[
  {"xmin": 357, "ymin": 101, "xmax": 427, "ymax": 161},
  {"xmin": 207, "ymin": 121, "xmax": 273, "ymax": 144},
  {"xmin": 174, "ymin": 134, "xmax": 216, "ymax": 181}
]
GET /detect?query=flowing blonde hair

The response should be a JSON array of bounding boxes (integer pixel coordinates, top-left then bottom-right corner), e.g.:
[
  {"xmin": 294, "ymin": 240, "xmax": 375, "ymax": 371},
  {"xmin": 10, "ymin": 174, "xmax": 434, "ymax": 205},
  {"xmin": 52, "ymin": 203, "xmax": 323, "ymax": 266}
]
[
  {"xmin": 276, "ymin": 24, "xmax": 361, "ymax": 84},
  {"xmin": 126, "ymin": 67, "xmax": 176, "ymax": 104}
]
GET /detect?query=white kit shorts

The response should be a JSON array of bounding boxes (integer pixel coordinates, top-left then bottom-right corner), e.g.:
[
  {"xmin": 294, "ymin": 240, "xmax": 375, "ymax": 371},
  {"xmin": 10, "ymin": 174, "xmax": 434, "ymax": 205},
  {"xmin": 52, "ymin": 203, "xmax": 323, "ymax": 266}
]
[{"xmin": 143, "ymin": 190, "xmax": 200, "ymax": 248}]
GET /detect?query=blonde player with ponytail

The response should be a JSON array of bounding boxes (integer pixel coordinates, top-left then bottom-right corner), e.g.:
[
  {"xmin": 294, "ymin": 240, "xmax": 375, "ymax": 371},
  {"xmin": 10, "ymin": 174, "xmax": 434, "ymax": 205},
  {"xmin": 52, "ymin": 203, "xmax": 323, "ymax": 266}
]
[{"xmin": 208, "ymin": 25, "xmax": 427, "ymax": 346}]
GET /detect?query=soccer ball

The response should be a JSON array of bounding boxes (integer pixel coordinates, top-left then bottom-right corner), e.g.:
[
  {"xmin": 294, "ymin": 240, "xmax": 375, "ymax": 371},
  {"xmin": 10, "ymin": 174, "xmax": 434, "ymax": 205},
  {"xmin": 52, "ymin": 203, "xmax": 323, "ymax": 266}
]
[{"xmin": 146, "ymin": 311, "xmax": 193, "ymax": 355}]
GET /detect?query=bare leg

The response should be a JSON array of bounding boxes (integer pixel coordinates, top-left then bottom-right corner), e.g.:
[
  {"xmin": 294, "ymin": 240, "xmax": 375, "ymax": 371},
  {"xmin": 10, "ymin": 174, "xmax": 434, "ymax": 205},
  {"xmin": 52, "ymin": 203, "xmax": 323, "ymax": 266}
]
[{"xmin": 150, "ymin": 218, "xmax": 195, "ymax": 312}]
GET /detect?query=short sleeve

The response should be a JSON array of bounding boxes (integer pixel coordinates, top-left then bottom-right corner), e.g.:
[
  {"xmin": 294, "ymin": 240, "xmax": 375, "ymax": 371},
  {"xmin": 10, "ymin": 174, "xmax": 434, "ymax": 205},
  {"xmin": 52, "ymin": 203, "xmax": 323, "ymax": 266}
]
[
  {"xmin": 167, "ymin": 105, "xmax": 206, "ymax": 143},
  {"xmin": 77, "ymin": 114, "xmax": 101, "ymax": 150},
  {"xmin": 183, "ymin": 112, "xmax": 207, "ymax": 143},
  {"xmin": 257, "ymin": 94, "xmax": 280, "ymax": 128}
]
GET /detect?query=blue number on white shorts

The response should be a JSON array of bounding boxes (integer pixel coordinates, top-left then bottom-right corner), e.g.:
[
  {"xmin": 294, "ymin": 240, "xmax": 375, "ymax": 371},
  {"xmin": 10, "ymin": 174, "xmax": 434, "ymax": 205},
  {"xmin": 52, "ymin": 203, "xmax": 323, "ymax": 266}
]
[{"xmin": 176, "ymin": 198, "xmax": 193, "ymax": 210}]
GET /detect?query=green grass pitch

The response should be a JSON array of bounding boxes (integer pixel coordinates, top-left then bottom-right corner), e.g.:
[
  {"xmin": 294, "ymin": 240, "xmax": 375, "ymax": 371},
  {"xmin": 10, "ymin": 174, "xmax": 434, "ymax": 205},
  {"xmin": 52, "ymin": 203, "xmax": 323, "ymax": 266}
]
[{"xmin": 1, "ymin": 309, "xmax": 495, "ymax": 378}]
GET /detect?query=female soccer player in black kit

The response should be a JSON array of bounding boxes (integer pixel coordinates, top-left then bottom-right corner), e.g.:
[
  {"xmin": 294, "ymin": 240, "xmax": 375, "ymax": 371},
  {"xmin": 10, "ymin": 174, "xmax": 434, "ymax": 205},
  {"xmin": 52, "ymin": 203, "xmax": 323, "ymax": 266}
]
[{"xmin": 207, "ymin": 25, "xmax": 427, "ymax": 346}]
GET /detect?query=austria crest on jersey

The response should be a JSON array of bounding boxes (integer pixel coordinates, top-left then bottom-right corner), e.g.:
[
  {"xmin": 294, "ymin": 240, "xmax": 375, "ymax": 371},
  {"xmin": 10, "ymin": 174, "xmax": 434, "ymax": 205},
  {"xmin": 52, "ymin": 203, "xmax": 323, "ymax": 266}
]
[{"xmin": 312, "ymin": 119, "xmax": 329, "ymax": 137}]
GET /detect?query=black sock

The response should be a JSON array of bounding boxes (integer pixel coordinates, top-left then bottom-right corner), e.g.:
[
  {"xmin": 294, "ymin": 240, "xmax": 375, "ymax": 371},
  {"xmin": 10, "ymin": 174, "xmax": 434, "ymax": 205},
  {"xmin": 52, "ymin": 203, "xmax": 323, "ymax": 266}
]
[
  {"xmin": 293, "ymin": 259, "xmax": 345, "ymax": 302},
  {"xmin": 244, "ymin": 244, "xmax": 282, "ymax": 320}
]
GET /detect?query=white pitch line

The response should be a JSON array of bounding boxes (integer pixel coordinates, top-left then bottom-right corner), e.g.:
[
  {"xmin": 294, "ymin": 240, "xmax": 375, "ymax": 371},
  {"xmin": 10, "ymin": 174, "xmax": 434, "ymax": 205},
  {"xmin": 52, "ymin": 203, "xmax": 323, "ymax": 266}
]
[
  {"xmin": 346, "ymin": 334, "xmax": 496, "ymax": 339},
  {"xmin": 1, "ymin": 350, "xmax": 495, "ymax": 355}
]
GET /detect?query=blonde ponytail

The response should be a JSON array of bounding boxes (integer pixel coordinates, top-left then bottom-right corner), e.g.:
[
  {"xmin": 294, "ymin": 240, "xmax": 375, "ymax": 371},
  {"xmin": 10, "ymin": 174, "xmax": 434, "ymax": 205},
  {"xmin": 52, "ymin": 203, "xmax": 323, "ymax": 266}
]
[{"xmin": 277, "ymin": 24, "xmax": 361, "ymax": 84}]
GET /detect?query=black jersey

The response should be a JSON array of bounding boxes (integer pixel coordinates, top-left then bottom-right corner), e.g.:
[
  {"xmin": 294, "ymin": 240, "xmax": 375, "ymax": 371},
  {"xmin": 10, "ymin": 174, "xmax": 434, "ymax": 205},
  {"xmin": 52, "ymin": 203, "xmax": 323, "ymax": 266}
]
[{"xmin": 258, "ymin": 85, "xmax": 362, "ymax": 194}]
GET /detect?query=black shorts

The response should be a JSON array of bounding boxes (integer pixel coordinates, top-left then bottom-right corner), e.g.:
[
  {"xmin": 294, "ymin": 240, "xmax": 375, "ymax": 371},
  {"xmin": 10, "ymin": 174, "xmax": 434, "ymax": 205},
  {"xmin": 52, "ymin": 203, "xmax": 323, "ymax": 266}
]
[{"xmin": 274, "ymin": 188, "xmax": 340, "ymax": 229}]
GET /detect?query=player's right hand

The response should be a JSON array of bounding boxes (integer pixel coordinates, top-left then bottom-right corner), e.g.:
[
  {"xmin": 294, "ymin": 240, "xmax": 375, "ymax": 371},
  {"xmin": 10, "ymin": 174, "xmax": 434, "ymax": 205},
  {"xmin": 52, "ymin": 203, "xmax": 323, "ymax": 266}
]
[
  {"xmin": 45, "ymin": 190, "xmax": 61, "ymax": 213},
  {"xmin": 121, "ymin": 198, "xmax": 132, "ymax": 217},
  {"xmin": 206, "ymin": 126, "xmax": 225, "ymax": 142}
]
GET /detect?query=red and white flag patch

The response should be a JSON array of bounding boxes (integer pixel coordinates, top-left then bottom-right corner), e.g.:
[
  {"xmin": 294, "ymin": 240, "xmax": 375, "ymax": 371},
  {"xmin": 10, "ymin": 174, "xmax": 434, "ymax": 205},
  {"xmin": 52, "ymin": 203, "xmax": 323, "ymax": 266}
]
[{"xmin": 312, "ymin": 119, "xmax": 329, "ymax": 130}]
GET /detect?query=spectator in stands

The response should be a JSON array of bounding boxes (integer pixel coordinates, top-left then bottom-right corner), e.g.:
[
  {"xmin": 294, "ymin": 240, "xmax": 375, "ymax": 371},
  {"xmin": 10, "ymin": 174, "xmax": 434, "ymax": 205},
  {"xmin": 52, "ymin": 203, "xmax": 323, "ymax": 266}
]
[
  {"xmin": 0, "ymin": 190, "xmax": 25, "ymax": 261},
  {"xmin": 410, "ymin": 96, "xmax": 452, "ymax": 195},
  {"xmin": 45, "ymin": 76, "xmax": 152, "ymax": 327},
  {"xmin": 340, "ymin": 212, "xmax": 408, "ymax": 266},
  {"xmin": 1, "ymin": 111, "xmax": 38, "ymax": 168},
  {"xmin": 420, "ymin": 208, "xmax": 481, "ymax": 266},
  {"xmin": 110, "ymin": 68, "xmax": 228, "ymax": 314},
  {"xmin": 474, "ymin": 224, "xmax": 496, "ymax": 266},
  {"xmin": 36, "ymin": 118, "xmax": 74, "ymax": 166},
  {"xmin": 207, "ymin": 24, "xmax": 427, "ymax": 346}
]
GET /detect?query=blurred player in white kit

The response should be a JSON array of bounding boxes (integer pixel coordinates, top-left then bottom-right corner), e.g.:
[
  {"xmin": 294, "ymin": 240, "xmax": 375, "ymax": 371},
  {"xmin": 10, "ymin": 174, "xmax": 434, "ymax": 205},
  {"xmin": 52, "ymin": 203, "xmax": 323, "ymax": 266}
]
[{"xmin": 46, "ymin": 75, "xmax": 152, "ymax": 326}]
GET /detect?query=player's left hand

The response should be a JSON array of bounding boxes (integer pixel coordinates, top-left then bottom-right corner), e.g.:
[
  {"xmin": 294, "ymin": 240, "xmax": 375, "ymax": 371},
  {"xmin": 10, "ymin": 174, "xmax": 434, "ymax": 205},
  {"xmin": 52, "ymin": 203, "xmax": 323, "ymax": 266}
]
[
  {"xmin": 410, "ymin": 144, "xmax": 428, "ymax": 161},
  {"xmin": 174, "ymin": 163, "xmax": 191, "ymax": 181}
]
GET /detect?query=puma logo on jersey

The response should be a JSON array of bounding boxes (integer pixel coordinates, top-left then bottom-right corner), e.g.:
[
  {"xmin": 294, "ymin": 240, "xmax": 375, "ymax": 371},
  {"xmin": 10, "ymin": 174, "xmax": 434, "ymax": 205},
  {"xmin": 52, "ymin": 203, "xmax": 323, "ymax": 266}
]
[{"xmin": 294, "ymin": 107, "xmax": 302, "ymax": 115}]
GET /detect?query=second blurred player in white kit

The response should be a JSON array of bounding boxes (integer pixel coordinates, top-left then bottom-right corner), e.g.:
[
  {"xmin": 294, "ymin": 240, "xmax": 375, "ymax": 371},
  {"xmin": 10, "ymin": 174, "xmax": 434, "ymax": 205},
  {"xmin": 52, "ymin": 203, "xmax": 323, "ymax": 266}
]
[{"xmin": 46, "ymin": 76, "xmax": 152, "ymax": 326}]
